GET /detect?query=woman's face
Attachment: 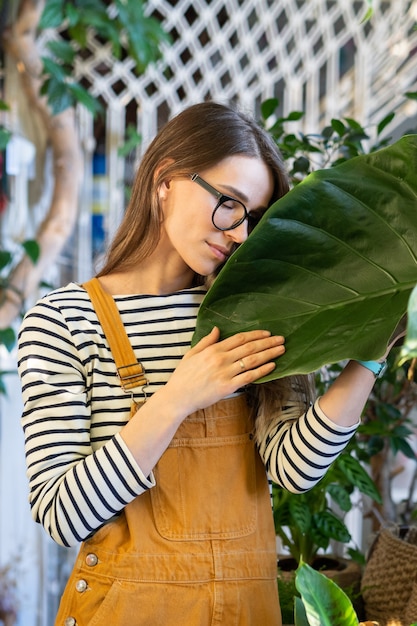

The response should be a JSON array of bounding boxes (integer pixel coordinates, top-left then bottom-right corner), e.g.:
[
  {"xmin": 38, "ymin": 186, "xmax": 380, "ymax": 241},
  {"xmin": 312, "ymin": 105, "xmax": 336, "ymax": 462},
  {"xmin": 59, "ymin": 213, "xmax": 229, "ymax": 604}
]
[{"xmin": 158, "ymin": 155, "xmax": 274, "ymax": 277}]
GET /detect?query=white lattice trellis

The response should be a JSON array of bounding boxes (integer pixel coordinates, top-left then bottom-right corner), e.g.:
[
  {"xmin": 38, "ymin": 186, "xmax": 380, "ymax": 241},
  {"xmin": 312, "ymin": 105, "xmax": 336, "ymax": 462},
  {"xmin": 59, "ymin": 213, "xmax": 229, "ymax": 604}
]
[
  {"xmin": 76, "ymin": 0, "xmax": 417, "ymax": 133},
  {"xmin": 68, "ymin": 0, "xmax": 417, "ymax": 282}
]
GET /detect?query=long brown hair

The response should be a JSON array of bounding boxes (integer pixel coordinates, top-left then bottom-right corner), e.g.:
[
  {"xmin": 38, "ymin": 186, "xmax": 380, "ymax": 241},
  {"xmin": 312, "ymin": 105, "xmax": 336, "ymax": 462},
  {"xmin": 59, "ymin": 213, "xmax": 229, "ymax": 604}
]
[{"xmin": 98, "ymin": 101, "xmax": 314, "ymax": 439}]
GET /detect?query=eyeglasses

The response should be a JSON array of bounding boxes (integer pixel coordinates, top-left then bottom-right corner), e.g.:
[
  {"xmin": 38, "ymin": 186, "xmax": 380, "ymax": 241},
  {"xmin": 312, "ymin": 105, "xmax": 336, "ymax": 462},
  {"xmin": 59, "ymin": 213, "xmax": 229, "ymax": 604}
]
[{"xmin": 190, "ymin": 173, "xmax": 262, "ymax": 232}]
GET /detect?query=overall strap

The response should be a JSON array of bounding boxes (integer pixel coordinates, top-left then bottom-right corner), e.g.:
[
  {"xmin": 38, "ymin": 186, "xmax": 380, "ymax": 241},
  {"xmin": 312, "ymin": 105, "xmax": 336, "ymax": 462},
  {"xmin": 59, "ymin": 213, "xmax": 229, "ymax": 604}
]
[{"xmin": 83, "ymin": 277, "xmax": 147, "ymax": 392}]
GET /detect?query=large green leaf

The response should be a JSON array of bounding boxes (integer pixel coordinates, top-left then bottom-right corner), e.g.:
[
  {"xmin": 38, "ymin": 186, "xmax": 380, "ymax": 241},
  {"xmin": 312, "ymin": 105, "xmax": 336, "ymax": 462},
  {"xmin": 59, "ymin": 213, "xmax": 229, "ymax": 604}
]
[
  {"xmin": 192, "ymin": 135, "xmax": 417, "ymax": 381},
  {"xmin": 295, "ymin": 562, "xmax": 359, "ymax": 626}
]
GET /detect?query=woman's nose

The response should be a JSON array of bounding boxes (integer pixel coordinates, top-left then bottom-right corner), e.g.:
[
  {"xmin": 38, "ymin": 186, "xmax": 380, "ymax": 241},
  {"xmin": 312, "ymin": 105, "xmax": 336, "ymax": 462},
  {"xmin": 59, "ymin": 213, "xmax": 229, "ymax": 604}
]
[{"xmin": 225, "ymin": 220, "xmax": 249, "ymax": 244}]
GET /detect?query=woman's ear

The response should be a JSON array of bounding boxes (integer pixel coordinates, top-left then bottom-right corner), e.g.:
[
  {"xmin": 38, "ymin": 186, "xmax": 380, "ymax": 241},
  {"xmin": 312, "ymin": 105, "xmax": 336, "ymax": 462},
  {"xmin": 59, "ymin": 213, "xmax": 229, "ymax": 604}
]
[
  {"xmin": 157, "ymin": 177, "xmax": 172, "ymax": 202},
  {"xmin": 154, "ymin": 158, "xmax": 175, "ymax": 200}
]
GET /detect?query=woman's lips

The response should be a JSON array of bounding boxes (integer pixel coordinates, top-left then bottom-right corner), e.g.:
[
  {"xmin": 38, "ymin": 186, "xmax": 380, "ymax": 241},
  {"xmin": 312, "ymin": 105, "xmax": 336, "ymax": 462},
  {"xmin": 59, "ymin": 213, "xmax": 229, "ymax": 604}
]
[{"xmin": 207, "ymin": 242, "xmax": 230, "ymax": 262}]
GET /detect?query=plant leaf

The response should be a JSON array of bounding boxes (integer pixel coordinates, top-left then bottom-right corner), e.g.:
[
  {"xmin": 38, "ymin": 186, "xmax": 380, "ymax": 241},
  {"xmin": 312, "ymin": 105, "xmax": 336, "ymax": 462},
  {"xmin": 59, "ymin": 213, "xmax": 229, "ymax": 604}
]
[
  {"xmin": 192, "ymin": 135, "xmax": 417, "ymax": 381},
  {"xmin": 289, "ymin": 496, "xmax": 312, "ymax": 534},
  {"xmin": 399, "ymin": 283, "xmax": 417, "ymax": 364},
  {"xmin": 39, "ymin": 0, "xmax": 64, "ymax": 29},
  {"xmin": 22, "ymin": 239, "xmax": 40, "ymax": 264},
  {"xmin": 336, "ymin": 454, "xmax": 382, "ymax": 502},
  {"xmin": 294, "ymin": 595, "xmax": 310, "ymax": 626},
  {"xmin": 0, "ymin": 327, "xmax": 16, "ymax": 352},
  {"xmin": 313, "ymin": 510, "xmax": 351, "ymax": 544},
  {"xmin": 295, "ymin": 562, "xmax": 359, "ymax": 626}
]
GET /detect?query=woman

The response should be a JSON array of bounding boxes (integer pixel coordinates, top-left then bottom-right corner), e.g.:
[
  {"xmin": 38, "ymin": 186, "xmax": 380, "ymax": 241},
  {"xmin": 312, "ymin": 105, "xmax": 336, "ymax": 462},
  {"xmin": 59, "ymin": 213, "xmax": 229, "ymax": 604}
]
[{"xmin": 18, "ymin": 102, "xmax": 394, "ymax": 625}]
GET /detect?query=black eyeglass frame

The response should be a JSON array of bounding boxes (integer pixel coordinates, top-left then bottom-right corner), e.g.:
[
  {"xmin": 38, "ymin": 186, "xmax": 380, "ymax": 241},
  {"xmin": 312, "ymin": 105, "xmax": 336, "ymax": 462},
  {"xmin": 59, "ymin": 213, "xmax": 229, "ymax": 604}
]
[{"xmin": 190, "ymin": 173, "xmax": 250, "ymax": 231}]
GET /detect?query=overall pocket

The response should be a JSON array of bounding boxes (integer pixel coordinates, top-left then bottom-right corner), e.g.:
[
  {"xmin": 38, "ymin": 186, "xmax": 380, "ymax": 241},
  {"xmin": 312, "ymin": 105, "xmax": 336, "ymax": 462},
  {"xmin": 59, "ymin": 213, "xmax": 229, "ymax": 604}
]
[{"xmin": 150, "ymin": 433, "xmax": 257, "ymax": 540}]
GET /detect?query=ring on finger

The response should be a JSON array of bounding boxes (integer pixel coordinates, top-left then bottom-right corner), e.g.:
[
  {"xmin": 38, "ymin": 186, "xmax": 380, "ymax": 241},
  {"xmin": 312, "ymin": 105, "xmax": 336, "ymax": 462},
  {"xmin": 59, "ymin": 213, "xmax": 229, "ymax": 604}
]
[{"xmin": 239, "ymin": 358, "xmax": 245, "ymax": 371}]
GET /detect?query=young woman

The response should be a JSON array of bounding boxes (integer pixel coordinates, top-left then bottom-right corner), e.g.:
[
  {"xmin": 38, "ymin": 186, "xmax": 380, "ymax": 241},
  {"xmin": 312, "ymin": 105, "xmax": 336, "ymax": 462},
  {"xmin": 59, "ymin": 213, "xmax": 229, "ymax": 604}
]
[{"xmin": 18, "ymin": 102, "xmax": 395, "ymax": 625}]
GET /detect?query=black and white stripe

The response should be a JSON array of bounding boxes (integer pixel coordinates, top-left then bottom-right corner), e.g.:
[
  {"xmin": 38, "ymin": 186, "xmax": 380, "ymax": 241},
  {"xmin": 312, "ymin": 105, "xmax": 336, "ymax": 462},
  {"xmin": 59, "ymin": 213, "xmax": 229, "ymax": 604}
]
[{"xmin": 18, "ymin": 282, "xmax": 358, "ymax": 547}]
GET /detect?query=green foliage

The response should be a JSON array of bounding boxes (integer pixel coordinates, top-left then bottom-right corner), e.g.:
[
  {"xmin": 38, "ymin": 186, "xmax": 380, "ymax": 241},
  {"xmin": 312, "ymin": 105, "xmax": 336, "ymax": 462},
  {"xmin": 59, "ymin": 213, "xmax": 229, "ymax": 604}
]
[
  {"xmin": 0, "ymin": 239, "xmax": 40, "ymax": 380},
  {"xmin": 0, "ymin": 99, "xmax": 11, "ymax": 150},
  {"xmin": 272, "ymin": 444, "xmax": 381, "ymax": 564},
  {"xmin": 39, "ymin": 0, "xmax": 170, "ymax": 115},
  {"xmin": 277, "ymin": 572, "xmax": 299, "ymax": 624},
  {"xmin": 259, "ymin": 96, "xmax": 398, "ymax": 185},
  {"xmin": 117, "ymin": 123, "xmax": 142, "ymax": 158}
]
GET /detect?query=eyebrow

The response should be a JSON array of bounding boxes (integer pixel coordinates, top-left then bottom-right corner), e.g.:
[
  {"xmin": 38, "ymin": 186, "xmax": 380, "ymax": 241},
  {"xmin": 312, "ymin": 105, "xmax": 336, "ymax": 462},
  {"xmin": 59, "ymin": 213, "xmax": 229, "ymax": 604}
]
[
  {"xmin": 221, "ymin": 184, "xmax": 249, "ymax": 203},
  {"xmin": 221, "ymin": 184, "xmax": 269, "ymax": 213}
]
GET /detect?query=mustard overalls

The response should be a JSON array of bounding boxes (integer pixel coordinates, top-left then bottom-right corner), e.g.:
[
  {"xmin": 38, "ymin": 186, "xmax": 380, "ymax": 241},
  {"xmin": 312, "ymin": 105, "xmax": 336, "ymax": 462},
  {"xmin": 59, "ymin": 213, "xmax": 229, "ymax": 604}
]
[{"xmin": 55, "ymin": 395, "xmax": 282, "ymax": 625}]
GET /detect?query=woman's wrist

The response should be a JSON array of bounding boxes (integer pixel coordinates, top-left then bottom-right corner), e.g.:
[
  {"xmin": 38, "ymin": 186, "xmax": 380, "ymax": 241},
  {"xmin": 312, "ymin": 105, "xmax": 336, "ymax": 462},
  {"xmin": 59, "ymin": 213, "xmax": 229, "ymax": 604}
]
[{"xmin": 355, "ymin": 359, "xmax": 387, "ymax": 378}]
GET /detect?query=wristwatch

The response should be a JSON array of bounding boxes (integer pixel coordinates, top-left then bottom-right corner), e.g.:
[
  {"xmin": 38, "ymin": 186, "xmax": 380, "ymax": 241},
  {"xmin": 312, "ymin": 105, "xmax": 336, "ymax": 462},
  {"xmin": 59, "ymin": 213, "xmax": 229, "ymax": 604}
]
[{"xmin": 356, "ymin": 359, "xmax": 388, "ymax": 378}]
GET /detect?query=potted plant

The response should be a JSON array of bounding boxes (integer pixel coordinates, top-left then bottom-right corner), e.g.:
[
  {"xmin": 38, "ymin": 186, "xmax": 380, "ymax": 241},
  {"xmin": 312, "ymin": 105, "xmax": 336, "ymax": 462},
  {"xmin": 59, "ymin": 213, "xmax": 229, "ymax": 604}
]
[{"xmin": 295, "ymin": 559, "xmax": 384, "ymax": 626}]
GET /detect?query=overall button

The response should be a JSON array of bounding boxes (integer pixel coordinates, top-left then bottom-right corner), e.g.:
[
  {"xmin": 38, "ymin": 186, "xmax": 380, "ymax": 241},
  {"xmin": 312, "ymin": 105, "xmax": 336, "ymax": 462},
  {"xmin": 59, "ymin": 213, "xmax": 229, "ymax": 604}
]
[
  {"xmin": 85, "ymin": 553, "xmax": 98, "ymax": 567},
  {"xmin": 64, "ymin": 618, "xmax": 76, "ymax": 626},
  {"xmin": 75, "ymin": 579, "xmax": 87, "ymax": 593}
]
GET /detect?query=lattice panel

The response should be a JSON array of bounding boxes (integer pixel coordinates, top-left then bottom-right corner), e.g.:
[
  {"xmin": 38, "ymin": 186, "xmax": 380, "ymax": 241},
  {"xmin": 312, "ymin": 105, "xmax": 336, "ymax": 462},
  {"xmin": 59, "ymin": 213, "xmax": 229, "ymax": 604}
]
[
  {"xmin": 73, "ymin": 0, "xmax": 417, "ymax": 143},
  {"xmin": 68, "ymin": 0, "xmax": 417, "ymax": 275}
]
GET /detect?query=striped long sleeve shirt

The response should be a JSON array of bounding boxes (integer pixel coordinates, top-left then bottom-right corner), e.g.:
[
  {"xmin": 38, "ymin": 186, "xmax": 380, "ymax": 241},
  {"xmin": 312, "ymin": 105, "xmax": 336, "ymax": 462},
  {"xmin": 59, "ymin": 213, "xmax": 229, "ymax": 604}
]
[{"xmin": 17, "ymin": 282, "xmax": 358, "ymax": 547}]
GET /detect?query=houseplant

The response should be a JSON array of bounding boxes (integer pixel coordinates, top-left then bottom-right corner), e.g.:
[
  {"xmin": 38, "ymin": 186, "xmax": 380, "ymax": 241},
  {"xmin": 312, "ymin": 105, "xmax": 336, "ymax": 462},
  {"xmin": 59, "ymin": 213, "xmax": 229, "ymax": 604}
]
[{"xmin": 293, "ymin": 559, "xmax": 413, "ymax": 626}]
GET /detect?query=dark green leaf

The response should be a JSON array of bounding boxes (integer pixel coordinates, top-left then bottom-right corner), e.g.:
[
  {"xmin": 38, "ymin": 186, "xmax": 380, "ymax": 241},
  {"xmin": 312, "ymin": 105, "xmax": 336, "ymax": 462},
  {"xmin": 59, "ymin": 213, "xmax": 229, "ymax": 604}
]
[
  {"xmin": 337, "ymin": 455, "xmax": 381, "ymax": 502},
  {"xmin": 43, "ymin": 78, "xmax": 73, "ymax": 115},
  {"xmin": 294, "ymin": 596, "xmax": 310, "ymax": 626},
  {"xmin": 377, "ymin": 112, "xmax": 395, "ymax": 136},
  {"xmin": 289, "ymin": 496, "xmax": 312, "ymax": 534},
  {"xmin": 192, "ymin": 136, "xmax": 417, "ymax": 381},
  {"xmin": 366, "ymin": 435, "xmax": 384, "ymax": 457},
  {"xmin": 39, "ymin": 0, "xmax": 64, "ymax": 29},
  {"xmin": 0, "ymin": 128, "xmax": 11, "ymax": 150},
  {"xmin": 405, "ymin": 91, "xmax": 417, "ymax": 100},
  {"xmin": 0, "ymin": 100, "xmax": 10, "ymax": 111},
  {"xmin": 321, "ymin": 125, "xmax": 334, "ymax": 139},
  {"xmin": 346, "ymin": 547, "xmax": 366, "ymax": 565},
  {"xmin": 286, "ymin": 111, "xmax": 304, "ymax": 122},
  {"xmin": 46, "ymin": 39, "xmax": 76, "ymax": 65},
  {"xmin": 260, "ymin": 98, "xmax": 279, "ymax": 120},
  {"xmin": 295, "ymin": 562, "xmax": 359, "ymax": 626},
  {"xmin": 0, "ymin": 250, "xmax": 12, "ymax": 270},
  {"xmin": 327, "ymin": 483, "xmax": 352, "ymax": 512},
  {"xmin": 115, "ymin": 0, "xmax": 170, "ymax": 71},
  {"xmin": 42, "ymin": 57, "xmax": 69, "ymax": 82},
  {"xmin": 331, "ymin": 119, "xmax": 346, "ymax": 136},
  {"xmin": 390, "ymin": 436, "xmax": 416, "ymax": 460},
  {"xmin": 22, "ymin": 240, "xmax": 40, "ymax": 263},
  {"xmin": 67, "ymin": 83, "xmax": 103, "ymax": 116},
  {"xmin": 0, "ymin": 327, "xmax": 16, "ymax": 352},
  {"xmin": 65, "ymin": 3, "xmax": 82, "ymax": 27},
  {"xmin": 344, "ymin": 118, "xmax": 365, "ymax": 132},
  {"xmin": 292, "ymin": 156, "xmax": 310, "ymax": 174},
  {"xmin": 314, "ymin": 510, "xmax": 351, "ymax": 543},
  {"xmin": 391, "ymin": 424, "xmax": 414, "ymax": 438}
]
